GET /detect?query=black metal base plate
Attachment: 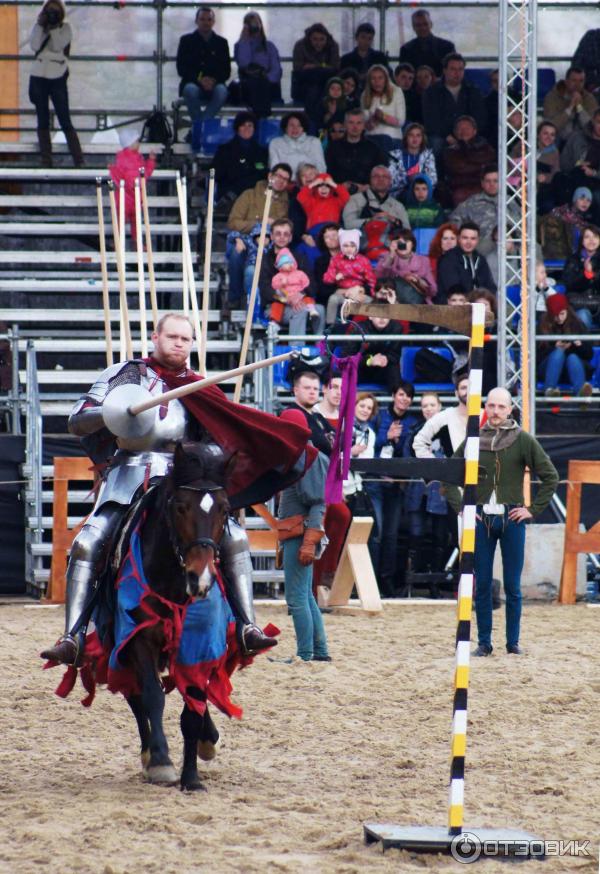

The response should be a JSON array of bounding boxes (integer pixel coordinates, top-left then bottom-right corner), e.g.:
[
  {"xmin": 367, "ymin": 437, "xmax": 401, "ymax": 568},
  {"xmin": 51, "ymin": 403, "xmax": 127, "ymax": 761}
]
[{"xmin": 363, "ymin": 824, "xmax": 546, "ymax": 860}]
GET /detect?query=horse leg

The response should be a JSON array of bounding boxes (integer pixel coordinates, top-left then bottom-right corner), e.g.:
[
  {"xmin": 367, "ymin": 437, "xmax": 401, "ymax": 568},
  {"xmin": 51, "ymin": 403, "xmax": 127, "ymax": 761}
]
[
  {"xmin": 139, "ymin": 662, "xmax": 178, "ymax": 786},
  {"xmin": 180, "ymin": 689, "xmax": 220, "ymax": 791},
  {"xmin": 180, "ymin": 703, "xmax": 207, "ymax": 792},
  {"xmin": 126, "ymin": 694, "xmax": 151, "ymax": 772},
  {"xmin": 197, "ymin": 704, "xmax": 220, "ymax": 762}
]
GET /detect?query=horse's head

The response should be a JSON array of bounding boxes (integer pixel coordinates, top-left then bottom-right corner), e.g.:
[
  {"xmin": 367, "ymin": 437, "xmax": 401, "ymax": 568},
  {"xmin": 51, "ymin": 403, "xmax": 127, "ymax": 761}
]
[{"xmin": 166, "ymin": 442, "xmax": 236, "ymax": 599}]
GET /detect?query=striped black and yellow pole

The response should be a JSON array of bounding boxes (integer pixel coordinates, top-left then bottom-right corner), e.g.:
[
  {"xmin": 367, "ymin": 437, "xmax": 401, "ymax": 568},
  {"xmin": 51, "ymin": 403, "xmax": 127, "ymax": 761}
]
[{"xmin": 448, "ymin": 301, "xmax": 486, "ymax": 835}]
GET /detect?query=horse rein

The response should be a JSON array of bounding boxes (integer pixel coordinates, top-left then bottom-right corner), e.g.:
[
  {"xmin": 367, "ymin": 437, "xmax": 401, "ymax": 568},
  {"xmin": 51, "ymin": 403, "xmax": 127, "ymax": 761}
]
[{"xmin": 166, "ymin": 482, "xmax": 225, "ymax": 569}]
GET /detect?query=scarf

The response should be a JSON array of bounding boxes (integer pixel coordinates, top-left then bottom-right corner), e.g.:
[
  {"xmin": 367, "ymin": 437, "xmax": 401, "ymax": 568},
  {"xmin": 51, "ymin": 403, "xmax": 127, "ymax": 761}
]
[{"xmin": 478, "ymin": 418, "xmax": 521, "ymax": 452}]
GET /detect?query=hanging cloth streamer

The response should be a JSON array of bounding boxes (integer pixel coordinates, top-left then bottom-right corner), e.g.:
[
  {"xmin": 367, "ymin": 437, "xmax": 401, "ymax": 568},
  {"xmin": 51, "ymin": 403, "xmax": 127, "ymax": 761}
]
[{"xmin": 320, "ymin": 326, "xmax": 364, "ymax": 504}]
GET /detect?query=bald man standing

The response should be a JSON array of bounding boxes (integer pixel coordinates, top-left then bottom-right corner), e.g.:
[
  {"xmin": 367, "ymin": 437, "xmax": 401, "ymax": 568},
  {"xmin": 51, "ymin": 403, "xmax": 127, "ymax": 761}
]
[{"xmin": 445, "ymin": 388, "xmax": 558, "ymax": 657}]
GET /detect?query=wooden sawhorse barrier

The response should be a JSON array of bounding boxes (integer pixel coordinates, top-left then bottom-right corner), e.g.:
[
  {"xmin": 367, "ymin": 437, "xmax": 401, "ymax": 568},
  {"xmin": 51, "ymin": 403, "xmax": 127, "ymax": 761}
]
[
  {"xmin": 559, "ymin": 459, "xmax": 600, "ymax": 604},
  {"xmin": 44, "ymin": 456, "xmax": 94, "ymax": 604},
  {"xmin": 319, "ymin": 517, "xmax": 382, "ymax": 614}
]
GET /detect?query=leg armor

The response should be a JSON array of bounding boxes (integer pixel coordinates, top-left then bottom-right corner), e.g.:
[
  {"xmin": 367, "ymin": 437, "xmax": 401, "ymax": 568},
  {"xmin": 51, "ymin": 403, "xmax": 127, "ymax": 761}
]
[
  {"xmin": 41, "ymin": 503, "xmax": 125, "ymax": 665},
  {"xmin": 220, "ymin": 518, "xmax": 277, "ymax": 655}
]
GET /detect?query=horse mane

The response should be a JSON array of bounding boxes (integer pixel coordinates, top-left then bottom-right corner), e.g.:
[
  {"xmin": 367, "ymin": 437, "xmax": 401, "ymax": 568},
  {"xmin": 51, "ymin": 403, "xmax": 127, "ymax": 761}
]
[{"xmin": 171, "ymin": 440, "xmax": 230, "ymax": 490}]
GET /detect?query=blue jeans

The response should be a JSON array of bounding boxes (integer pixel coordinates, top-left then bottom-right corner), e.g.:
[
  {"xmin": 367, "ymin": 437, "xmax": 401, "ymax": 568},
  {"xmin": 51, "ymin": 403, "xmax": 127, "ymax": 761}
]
[
  {"xmin": 378, "ymin": 482, "xmax": 405, "ymax": 590},
  {"xmin": 225, "ymin": 240, "xmax": 247, "ymax": 305},
  {"xmin": 29, "ymin": 72, "xmax": 74, "ymax": 132},
  {"xmin": 182, "ymin": 81, "xmax": 228, "ymax": 123},
  {"xmin": 274, "ymin": 303, "xmax": 326, "ymax": 335},
  {"xmin": 365, "ymin": 481, "xmax": 383, "ymax": 572},
  {"xmin": 282, "ymin": 538, "xmax": 329, "ymax": 660},
  {"xmin": 575, "ymin": 307, "xmax": 598, "ymax": 330},
  {"xmin": 473, "ymin": 512, "xmax": 526, "ymax": 649},
  {"xmin": 539, "ymin": 348, "xmax": 586, "ymax": 393}
]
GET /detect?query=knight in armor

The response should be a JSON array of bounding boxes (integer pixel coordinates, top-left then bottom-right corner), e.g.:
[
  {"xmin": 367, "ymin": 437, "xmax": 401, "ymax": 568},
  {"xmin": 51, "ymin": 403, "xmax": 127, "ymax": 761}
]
[{"xmin": 41, "ymin": 313, "xmax": 285, "ymax": 666}]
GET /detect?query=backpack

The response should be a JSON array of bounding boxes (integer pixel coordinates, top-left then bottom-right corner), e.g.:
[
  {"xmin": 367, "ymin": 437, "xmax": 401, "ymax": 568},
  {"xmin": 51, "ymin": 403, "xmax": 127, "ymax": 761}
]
[{"xmin": 141, "ymin": 111, "xmax": 173, "ymax": 146}]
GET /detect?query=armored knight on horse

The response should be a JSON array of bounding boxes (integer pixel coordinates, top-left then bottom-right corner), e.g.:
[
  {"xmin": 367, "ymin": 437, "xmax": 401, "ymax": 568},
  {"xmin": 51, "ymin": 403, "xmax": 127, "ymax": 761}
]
[{"xmin": 41, "ymin": 312, "xmax": 312, "ymax": 667}]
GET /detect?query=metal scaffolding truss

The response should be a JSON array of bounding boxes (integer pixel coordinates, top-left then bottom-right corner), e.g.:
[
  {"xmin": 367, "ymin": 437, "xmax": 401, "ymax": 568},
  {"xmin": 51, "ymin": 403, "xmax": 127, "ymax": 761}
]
[{"xmin": 497, "ymin": 0, "xmax": 538, "ymax": 432}]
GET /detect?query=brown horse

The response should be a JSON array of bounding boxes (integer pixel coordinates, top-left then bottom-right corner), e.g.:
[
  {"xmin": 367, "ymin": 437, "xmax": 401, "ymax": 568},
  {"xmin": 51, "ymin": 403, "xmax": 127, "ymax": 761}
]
[{"xmin": 111, "ymin": 441, "xmax": 238, "ymax": 791}]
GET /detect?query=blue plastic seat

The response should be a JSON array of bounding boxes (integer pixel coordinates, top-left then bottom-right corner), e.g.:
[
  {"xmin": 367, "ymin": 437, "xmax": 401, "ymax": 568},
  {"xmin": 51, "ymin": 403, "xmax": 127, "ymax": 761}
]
[
  {"xmin": 258, "ymin": 118, "xmax": 281, "ymax": 148},
  {"xmin": 414, "ymin": 227, "xmax": 437, "ymax": 256},
  {"xmin": 537, "ymin": 68, "xmax": 557, "ymax": 103},
  {"xmin": 591, "ymin": 347, "xmax": 600, "ymax": 388},
  {"xmin": 544, "ymin": 259, "xmax": 566, "ymax": 272},
  {"xmin": 401, "ymin": 346, "xmax": 454, "ymax": 391},
  {"xmin": 272, "ymin": 343, "xmax": 320, "ymax": 388},
  {"xmin": 512, "ymin": 68, "xmax": 557, "ymax": 105},
  {"xmin": 198, "ymin": 118, "xmax": 235, "ymax": 156},
  {"xmin": 463, "ymin": 68, "xmax": 494, "ymax": 95}
]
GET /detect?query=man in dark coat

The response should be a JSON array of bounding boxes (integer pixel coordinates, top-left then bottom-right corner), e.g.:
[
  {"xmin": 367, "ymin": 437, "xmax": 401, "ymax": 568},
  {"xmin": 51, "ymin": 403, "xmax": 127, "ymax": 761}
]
[
  {"xmin": 422, "ymin": 53, "xmax": 487, "ymax": 156},
  {"xmin": 340, "ymin": 23, "xmax": 391, "ymax": 86},
  {"xmin": 399, "ymin": 10, "xmax": 455, "ymax": 78},
  {"xmin": 437, "ymin": 221, "xmax": 496, "ymax": 301},
  {"xmin": 176, "ymin": 6, "xmax": 230, "ymax": 125},
  {"xmin": 326, "ymin": 109, "xmax": 388, "ymax": 190}
]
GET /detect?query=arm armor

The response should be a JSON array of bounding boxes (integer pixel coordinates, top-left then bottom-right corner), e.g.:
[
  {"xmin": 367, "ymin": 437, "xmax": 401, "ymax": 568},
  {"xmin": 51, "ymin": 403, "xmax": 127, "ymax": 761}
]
[{"xmin": 68, "ymin": 362, "xmax": 141, "ymax": 437}]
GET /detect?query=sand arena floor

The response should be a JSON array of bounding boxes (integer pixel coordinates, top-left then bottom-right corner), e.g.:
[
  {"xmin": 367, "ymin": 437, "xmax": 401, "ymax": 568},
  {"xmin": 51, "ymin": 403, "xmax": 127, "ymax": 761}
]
[{"xmin": 1, "ymin": 600, "xmax": 599, "ymax": 874}]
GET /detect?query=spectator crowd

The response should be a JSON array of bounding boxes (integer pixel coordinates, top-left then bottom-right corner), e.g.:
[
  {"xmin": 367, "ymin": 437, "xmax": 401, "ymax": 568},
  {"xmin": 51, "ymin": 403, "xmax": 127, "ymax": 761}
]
[{"xmin": 27, "ymin": 3, "xmax": 600, "ymax": 601}]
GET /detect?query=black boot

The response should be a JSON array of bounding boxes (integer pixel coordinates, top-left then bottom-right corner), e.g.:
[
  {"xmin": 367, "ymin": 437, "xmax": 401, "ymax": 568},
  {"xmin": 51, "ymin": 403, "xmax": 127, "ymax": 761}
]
[
  {"xmin": 65, "ymin": 129, "xmax": 85, "ymax": 167},
  {"xmin": 37, "ymin": 129, "xmax": 52, "ymax": 168}
]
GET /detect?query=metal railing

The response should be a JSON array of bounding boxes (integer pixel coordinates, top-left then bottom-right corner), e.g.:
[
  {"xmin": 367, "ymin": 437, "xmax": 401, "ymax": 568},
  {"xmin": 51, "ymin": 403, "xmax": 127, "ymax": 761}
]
[{"xmin": 24, "ymin": 340, "xmax": 44, "ymax": 590}]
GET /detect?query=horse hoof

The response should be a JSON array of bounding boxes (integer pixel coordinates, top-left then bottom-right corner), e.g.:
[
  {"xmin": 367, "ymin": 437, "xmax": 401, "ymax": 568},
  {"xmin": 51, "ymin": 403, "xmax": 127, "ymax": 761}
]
[
  {"xmin": 143, "ymin": 763, "xmax": 179, "ymax": 786},
  {"xmin": 180, "ymin": 776, "xmax": 207, "ymax": 792},
  {"xmin": 197, "ymin": 738, "xmax": 219, "ymax": 762}
]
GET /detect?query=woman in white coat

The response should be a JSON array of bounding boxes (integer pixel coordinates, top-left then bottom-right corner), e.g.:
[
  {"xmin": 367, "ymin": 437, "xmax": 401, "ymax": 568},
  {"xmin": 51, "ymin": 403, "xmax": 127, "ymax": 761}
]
[
  {"xmin": 29, "ymin": 0, "xmax": 84, "ymax": 166},
  {"xmin": 268, "ymin": 111, "xmax": 326, "ymax": 180}
]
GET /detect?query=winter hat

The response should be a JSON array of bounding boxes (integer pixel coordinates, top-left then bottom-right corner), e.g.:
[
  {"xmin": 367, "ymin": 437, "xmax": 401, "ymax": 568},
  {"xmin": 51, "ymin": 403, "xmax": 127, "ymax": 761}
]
[
  {"xmin": 573, "ymin": 186, "xmax": 592, "ymax": 203},
  {"xmin": 546, "ymin": 292, "xmax": 569, "ymax": 317},
  {"xmin": 275, "ymin": 247, "xmax": 296, "ymax": 269},
  {"xmin": 338, "ymin": 228, "xmax": 361, "ymax": 251},
  {"xmin": 118, "ymin": 127, "xmax": 141, "ymax": 150}
]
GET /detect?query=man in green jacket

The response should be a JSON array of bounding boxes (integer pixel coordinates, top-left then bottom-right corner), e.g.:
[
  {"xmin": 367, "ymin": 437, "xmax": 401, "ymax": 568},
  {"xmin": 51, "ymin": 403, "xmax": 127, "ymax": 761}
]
[{"xmin": 445, "ymin": 387, "xmax": 559, "ymax": 657}]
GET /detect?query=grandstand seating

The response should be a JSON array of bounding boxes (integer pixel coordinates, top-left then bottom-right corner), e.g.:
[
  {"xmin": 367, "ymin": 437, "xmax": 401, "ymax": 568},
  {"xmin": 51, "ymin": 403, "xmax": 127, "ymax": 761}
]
[
  {"xmin": 463, "ymin": 67, "xmax": 556, "ymax": 103},
  {"xmin": 401, "ymin": 346, "xmax": 455, "ymax": 392}
]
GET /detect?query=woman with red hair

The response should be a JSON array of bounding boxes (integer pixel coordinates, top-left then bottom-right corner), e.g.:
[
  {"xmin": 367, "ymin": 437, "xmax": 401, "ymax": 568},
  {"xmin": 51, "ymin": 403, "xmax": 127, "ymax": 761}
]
[{"xmin": 428, "ymin": 222, "xmax": 459, "ymax": 278}]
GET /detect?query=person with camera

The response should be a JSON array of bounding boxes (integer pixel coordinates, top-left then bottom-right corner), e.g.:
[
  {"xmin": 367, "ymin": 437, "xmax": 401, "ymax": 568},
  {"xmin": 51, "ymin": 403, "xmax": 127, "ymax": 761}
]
[
  {"xmin": 233, "ymin": 12, "xmax": 282, "ymax": 118},
  {"xmin": 29, "ymin": 0, "xmax": 84, "ymax": 167},
  {"xmin": 375, "ymin": 227, "xmax": 437, "ymax": 303}
]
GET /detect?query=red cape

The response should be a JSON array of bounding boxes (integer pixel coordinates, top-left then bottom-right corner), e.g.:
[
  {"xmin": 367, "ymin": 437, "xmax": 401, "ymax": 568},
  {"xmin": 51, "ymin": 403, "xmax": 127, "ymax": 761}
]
[{"xmin": 147, "ymin": 359, "xmax": 317, "ymax": 509}]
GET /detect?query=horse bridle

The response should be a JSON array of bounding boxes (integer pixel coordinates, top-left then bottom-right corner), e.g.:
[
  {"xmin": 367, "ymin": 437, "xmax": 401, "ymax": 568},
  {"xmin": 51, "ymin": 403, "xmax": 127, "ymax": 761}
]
[{"xmin": 166, "ymin": 482, "xmax": 224, "ymax": 569}]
